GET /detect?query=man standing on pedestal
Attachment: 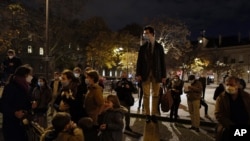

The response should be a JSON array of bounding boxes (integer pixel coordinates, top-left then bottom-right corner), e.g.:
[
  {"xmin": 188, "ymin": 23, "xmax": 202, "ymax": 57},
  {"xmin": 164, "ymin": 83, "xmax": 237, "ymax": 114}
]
[{"xmin": 136, "ymin": 25, "xmax": 166, "ymax": 123}]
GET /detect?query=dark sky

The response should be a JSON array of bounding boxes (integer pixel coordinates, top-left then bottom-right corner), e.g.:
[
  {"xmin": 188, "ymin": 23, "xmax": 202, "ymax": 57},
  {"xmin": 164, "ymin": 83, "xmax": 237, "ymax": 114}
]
[{"xmin": 83, "ymin": 0, "xmax": 250, "ymax": 39}]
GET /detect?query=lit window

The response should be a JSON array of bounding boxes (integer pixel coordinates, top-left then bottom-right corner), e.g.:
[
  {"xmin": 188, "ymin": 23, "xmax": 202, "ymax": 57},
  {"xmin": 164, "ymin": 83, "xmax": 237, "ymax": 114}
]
[
  {"xmin": 39, "ymin": 47, "xmax": 44, "ymax": 55},
  {"xmin": 27, "ymin": 45, "xmax": 32, "ymax": 53}
]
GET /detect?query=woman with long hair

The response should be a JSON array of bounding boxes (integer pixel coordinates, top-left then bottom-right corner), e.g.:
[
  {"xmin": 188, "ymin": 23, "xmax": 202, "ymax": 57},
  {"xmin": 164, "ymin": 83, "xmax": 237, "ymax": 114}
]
[
  {"xmin": 53, "ymin": 69, "xmax": 85, "ymax": 123},
  {"xmin": 31, "ymin": 76, "xmax": 52, "ymax": 128}
]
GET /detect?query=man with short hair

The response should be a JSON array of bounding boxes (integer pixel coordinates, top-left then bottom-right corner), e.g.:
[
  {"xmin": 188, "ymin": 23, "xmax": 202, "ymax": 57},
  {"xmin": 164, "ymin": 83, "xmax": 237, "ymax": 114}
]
[
  {"xmin": 136, "ymin": 25, "xmax": 166, "ymax": 123},
  {"xmin": 115, "ymin": 71, "xmax": 135, "ymax": 132},
  {"xmin": 184, "ymin": 75, "xmax": 202, "ymax": 132},
  {"xmin": 215, "ymin": 76, "xmax": 250, "ymax": 141},
  {"xmin": 2, "ymin": 49, "xmax": 22, "ymax": 83}
]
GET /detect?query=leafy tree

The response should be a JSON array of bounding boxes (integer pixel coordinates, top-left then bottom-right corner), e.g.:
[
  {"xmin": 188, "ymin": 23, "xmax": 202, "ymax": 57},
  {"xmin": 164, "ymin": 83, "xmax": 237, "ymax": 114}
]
[
  {"xmin": 85, "ymin": 29, "xmax": 139, "ymax": 75},
  {"xmin": 200, "ymin": 49, "xmax": 230, "ymax": 83},
  {"xmin": 0, "ymin": 3, "xmax": 28, "ymax": 53},
  {"xmin": 147, "ymin": 18, "xmax": 192, "ymax": 70}
]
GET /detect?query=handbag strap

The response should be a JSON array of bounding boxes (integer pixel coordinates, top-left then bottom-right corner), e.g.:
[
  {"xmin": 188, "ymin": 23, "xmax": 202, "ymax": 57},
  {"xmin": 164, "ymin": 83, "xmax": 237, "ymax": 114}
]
[{"xmin": 162, "ymin": 85, "xmax": 168, "ymax": 94}]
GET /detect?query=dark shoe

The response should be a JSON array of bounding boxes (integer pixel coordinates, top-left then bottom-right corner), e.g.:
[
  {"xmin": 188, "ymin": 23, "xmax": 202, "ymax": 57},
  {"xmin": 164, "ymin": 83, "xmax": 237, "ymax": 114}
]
[
  {"xmin": 151, "ymin": 115, "xmax": 157, "ymax": 123},
  {"xmin": 169, "ymin": 118, "xmax": 173, "ymax": 122},
  {"xmin": 145, "ymin": 115, "xmax": 151, "ymax": 123},
  {"xmin": 175, "ymin": 115, "xmax": 179, "ymax": 119},
  {"xmin": 125, "ymin": 126, "xmax": 133, "ymax": 132},
  {"xmin": 195, "ymin": 128, "xmax": 200, "ymax": 132}
]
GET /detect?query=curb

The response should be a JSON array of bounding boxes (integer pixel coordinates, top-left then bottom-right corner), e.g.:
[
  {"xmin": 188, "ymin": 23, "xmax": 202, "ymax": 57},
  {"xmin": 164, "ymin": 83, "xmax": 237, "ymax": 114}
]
[{"xmin": 130, "ymin": 113, "xmax": 217, "ymax": 128}]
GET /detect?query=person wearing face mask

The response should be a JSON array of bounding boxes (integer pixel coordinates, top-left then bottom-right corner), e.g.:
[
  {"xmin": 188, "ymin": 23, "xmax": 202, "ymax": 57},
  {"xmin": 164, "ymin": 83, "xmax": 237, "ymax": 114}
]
[
  {"xmin": 2, "ymin": 49, "xmax": 22, "ymax": 84},
  {"xmin": 167, "ymin": 75, "xmax": 184, "ymax": 121},
  {"xmin": 1, "ymin": 64, "xmax": 34, "ymax": 141},
  {"xmin": 73, "ymin": 67, "xmax": 88, "ymax": 96},
  {"xmin": 136, "ymin": 25, "xmax": 166, "ymax": 124},
  {"xmin": 184, "ymin": 75, "xmax": 202, "ymax": 132},
  {"xmin": 214, "ymin": 76, "xmax": 250, "ymax": 141},
  {"xmin": 53, "ymin": 69, "xmax": 86, "ymax": 123},
  {"xmin": 115, "ymin": 71, "xmax": 137, "ymax": 132},
  {"xmin": 31, "ymin": 76, "xmax": 52, "ymax": 128},
  {"xmin": 83, "ymin": 70, "xmax": 104, "ymax": 126}
]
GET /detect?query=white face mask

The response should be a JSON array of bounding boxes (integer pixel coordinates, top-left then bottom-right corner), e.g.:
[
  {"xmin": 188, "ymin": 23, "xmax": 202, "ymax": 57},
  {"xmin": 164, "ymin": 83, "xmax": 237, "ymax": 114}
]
[
  {"xmin": 225, "ymin": 86, "xmax": 237, "ymax": 95},
  {"xmin": 8, "ymin": 55, "xmax": 14, "ymax": 59},
  {"xmin": 143, "ymin": 35, "xmax": 149, "ymax": 41},
  {"xmin": 85, "ymin": 79, "xmax": 90, "ymax": 85},
  {"xmin": 74, "ymin": 73, "xmax": 80, "ymax": 78},
  {"xmin": 38, "ymin": 82, "xmax": 44, "ymax": 87},
  {"xmin": 26, "ymin": 75, "xmax": 33, "ymax": 83}
]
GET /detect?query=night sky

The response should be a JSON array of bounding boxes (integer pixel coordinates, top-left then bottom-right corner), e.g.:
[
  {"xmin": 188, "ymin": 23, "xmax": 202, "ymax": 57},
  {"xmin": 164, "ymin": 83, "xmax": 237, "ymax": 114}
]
[{"xmin": 83, "ymin": 0, "xmax": 250, "ymax": 39}]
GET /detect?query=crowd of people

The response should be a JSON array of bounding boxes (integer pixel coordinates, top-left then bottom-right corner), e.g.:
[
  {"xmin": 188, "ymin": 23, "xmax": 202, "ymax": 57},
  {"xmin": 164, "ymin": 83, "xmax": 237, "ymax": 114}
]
[
  {"xmin": 0, "ymin": 53, "xmax": 131, "ymax": 141},
  {"xmin": 0, "ymin": 26, "xmax": 250, "ymax": 141}
]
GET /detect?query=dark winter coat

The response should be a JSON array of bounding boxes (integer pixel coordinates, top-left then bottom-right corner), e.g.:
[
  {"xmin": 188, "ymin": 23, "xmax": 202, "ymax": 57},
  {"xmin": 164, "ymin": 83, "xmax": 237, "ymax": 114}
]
[
  {"xmin": 1, "ymin": 78, "xmax": 32, "ymax": 141},
  {"xmin": 215, "ymin": 90, "xmax": 250, "ymax": 128},
  {"xmin": 32, "ymin": 86, "xmax": 52, "ymax": 113},
  {"xmin": 97, "ymin": 108, "xmax": 125, "ymax": 141},
  {"xmin": 213, "ymin": 83, "xmax": 225, "ymax": 100},
  {"xmin": 54, "ymin": 82, "xmax": 86, "ymax": 123},
  {"xmin": 115, "ymin": 78, "xmax": 135, "ymax": 106},
  {"xmin": 2, "ymin": 56, "xmax": 22, "ymax": 80},
  {"xmin": 167, "ymin": 79, "xmax": 184, "ymax": 100},
  {"xmin": 214, "ymin": 90, "xmax": 250, "ymax": 141},
  {"xmin": 136, "ymin": 41, "xmax": 166, "ymax": 82}
]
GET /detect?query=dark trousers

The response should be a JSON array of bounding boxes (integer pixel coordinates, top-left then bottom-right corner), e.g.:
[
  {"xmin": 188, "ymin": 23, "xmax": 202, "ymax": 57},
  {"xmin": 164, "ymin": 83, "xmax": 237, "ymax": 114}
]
[
  {"xmin": 170, "ymin": 96, "xmax": 181, "ymax": 119},
  {"xmin": 200, "ymin": 99, "xmax": 208, "ymax": 115},
  {"xmin": 138, "ymin": 87, "xmax": 143, "ymax": 108},
  {"xmin": 120, "ymin": 101, "xmax": 131, "ymax": 127}
]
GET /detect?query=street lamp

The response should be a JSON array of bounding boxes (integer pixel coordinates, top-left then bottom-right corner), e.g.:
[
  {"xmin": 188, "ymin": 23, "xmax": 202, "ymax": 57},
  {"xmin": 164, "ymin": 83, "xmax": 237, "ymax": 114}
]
[
  {"xmin": 45, "ymin": 0, "xmax": 49, "ymax": 79},
  {"xmin": 247, "ymin": 70, "xmax": 250, "ymax": 83}
]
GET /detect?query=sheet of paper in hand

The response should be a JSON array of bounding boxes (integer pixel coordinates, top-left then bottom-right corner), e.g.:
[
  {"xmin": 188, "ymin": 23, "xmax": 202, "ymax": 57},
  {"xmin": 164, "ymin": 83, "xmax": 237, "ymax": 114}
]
[{"xmin": 183, "ymin": 82, "xmax": 191, "ymax": 93}]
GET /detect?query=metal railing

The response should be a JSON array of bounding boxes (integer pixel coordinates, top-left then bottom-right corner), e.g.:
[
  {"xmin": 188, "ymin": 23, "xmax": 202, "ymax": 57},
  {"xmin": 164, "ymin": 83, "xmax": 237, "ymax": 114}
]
[{"xmin": 27, "ymin": 121, "xmax": 44, "ymax": 141}]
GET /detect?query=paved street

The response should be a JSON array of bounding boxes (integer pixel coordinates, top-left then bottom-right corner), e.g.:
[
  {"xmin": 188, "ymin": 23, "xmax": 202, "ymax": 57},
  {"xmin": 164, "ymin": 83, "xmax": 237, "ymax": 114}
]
[
  {"xmin": 121, "ymin": 84, "xmax": 220, "ymax": 141},
  {"xmin": 123, "ymin": 83, "xmax": 250, "ymax": 141},
  {"xmin": 1, "ymin": 83, "xmax": 250, "ymax": 140},
  {"xmin": 123, "ymin": 118, "xmax": 215, "ymax": 141}
]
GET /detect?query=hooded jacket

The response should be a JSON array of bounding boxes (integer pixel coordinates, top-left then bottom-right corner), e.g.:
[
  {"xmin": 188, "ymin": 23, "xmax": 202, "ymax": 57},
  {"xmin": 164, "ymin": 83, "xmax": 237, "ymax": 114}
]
[{"xmin": 97, "ymin": 107, "xmax": 127, "ymax": 141}]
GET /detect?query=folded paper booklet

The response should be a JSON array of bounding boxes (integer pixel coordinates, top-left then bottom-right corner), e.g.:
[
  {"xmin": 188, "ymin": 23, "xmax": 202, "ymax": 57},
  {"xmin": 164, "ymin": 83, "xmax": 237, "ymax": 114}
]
[{"xmin": 183, "ymin": 82, "xmax": 191, "ymax": 92}]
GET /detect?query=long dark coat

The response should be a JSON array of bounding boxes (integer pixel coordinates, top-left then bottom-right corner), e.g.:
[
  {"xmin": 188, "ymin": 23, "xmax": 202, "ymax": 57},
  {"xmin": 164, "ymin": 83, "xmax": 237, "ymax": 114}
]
[
  {"xmin": 136, "ymin": 41, "xmax": 166, "ymax": 82},
  {"xmin": 1, "ymin": 79, "xmax": 32, "ymax": 141}
]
